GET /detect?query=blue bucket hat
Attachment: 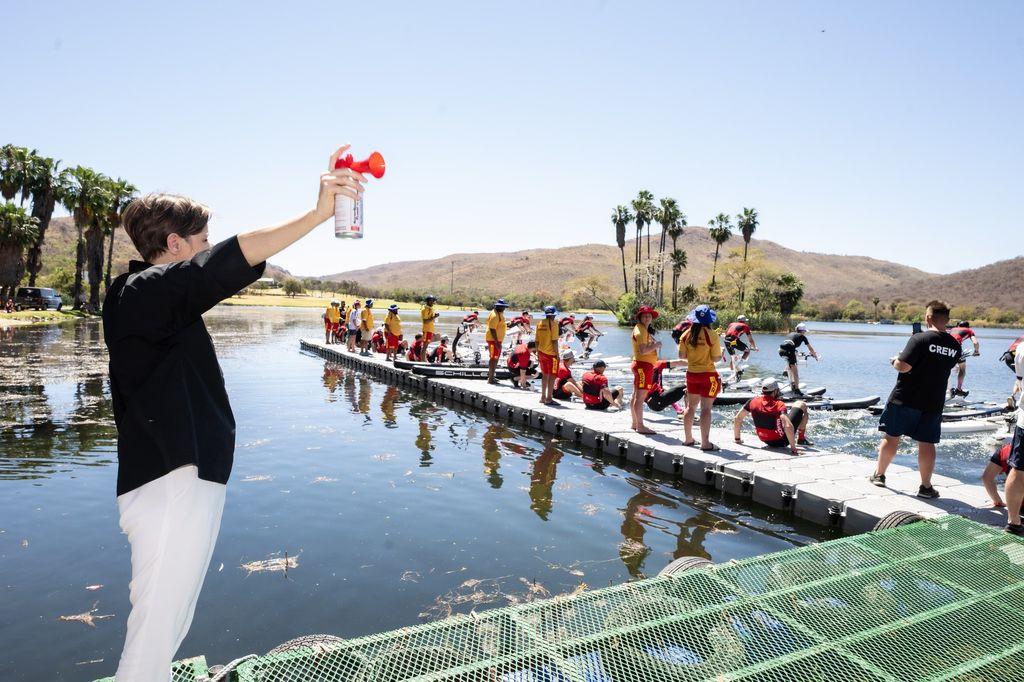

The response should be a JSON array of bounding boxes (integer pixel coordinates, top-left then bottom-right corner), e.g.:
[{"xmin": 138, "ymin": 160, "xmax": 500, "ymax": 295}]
[
  {"xmin": 365, "ymin": 298, "xmax": 374, "ymax": 307},
  {"xmin": 494, "ymin": 298, "xmax": 509, "ymax": 309},
  {"xmin": 543, "ymin": 305, "xmax": 557, "ymax": 317},
  {"xmin": 686, "ymin": 304, "xmax": 717, "ymax": 326},
  {"xmin": 388, "ymin": 304, "xmax": 399, "ymax": 312}
]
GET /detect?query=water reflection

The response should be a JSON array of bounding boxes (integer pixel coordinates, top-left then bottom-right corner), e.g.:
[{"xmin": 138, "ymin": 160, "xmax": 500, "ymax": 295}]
[
  {"xmin": 380, "ymin": 385, "xmax": 400, "ymax": 426},
  {"xmin": 481, "ymin": 423, "xmax": 512, "ymax": 489},
  {"xmin": 528, "ymin": 444, "xmax": 563, "ymax": 521},
  {"xmin": 322, "ymin": 363, "xmax": 343, "ymax": 395},
  {"xmin": 0, "ymin": 319, "xmax": 114, "ymax": 479}
]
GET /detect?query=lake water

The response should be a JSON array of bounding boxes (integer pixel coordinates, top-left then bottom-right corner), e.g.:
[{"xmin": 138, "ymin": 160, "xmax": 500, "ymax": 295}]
[{"xmin": 0, "ymin": 308, "xmax": 839, "ymax": 682}]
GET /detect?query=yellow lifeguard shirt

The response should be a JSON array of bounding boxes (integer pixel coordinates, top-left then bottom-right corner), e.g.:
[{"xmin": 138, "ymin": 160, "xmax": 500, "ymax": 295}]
[
  {"xmin": 678, "ymin": 326, "xmax": 722, "ymax": 372},
  {"xmin": 632, "ymin": 324, "xmax": 659, "ymax": 364},
  {"xmin": 360, "ymin": 307, "xmax": 374, "ymax": 331},
  {"xmin": 325, "ymin": 305, "xmax": 341, "ymax": 324},
  {"xmin": 486, "ymin": 309, "xmax": 506, "ymax": 343},
  {"xmin": 421, "ymin": 305, "xmax": 436, "ymax": 333},
  {"xmin": 535, "ymin": 318, "xmax": 558, "ymax": 356},
  {"xmin": 384, "ymin": 311, "xmax": 401, "ymax": 336}
]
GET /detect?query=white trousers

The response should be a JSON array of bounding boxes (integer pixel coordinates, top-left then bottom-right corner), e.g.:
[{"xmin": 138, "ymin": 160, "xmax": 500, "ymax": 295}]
[{"xmin": 114, "ymin": 465, "xmax": 226, "ymax": 682}]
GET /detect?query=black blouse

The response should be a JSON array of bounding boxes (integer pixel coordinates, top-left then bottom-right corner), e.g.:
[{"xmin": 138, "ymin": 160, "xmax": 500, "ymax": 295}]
[{"xmin": 102, "ymin": 237, "xmax": 264, "ymax": 495}]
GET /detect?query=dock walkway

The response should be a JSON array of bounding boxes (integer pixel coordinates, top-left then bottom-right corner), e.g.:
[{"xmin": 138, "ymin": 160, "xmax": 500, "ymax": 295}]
[{"xmin": 301, "ymin": 339, "xmax": 1007, "ymax": 534}]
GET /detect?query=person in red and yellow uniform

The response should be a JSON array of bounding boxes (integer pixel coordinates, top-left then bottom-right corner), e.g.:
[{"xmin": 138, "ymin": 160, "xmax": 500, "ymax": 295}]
[
  {"xmin": 630, "ymin": 305, "xmax": 662, "ymax": 434},
  {"xmin": 383, "ymin": 304, "xmax": 402, "ymax": 361},
  {"xmin": 678, "ymin": 304, "xmax": 723, "ymax": 450},
  {"xmin": 486, "ymin": 299, "xmax": 509, "ymax": 384},
  {"xmin": 534, "ymin": 306, "xmax": 560, "ymax": 404},
  {"xmin": 421, "ymin": 294, "xmax": 440, "ymax": 355}
]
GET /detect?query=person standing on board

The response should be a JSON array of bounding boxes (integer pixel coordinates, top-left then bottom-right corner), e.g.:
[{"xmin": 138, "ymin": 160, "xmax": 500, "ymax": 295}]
[
  {"xmin": 723, "ymin": 314, "xmax": 758, "ymax": 374},
  {"xmin": 630, "ymin": 305, "xmax": 662, "ymax": 434},
  {"xmin": 678, "ymin": 304, "xmax": 722, "ymax": 449},
  {"xmin": 421, "ymin": 295, "xmax": 440, "ymax": 358},
  {"xmin": 485, "ymin": 299, "xmax": 509, "ymax": 384},
  {"xmin": 535, "ymin": 306, "xmax": 560, "ymax": 404},
  {"xmin": 1002, "ymin": 341, "xmax": 1024, "ymax": 536},
  {"xmin": 102, "ymin": 146, "xmax": 366, "ymax": 681},
  {"xmin": 948, "ymin": 320, "xmax": 980, "ymax": 398},
  {"xmin": 576, "ymin": 314, "xmax": 604, "ymax": 358},
  {"xmin": 778, "ymin": 322, "xmax": 818, "ymax": 396},
  {"xmin": 869, "ymin": 300, "xmax": 962, "ymax": 499}
]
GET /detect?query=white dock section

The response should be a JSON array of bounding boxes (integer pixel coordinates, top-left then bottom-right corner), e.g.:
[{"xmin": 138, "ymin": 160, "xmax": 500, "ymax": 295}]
[{"xmin": 300, "ymin": 339, "xmax": 1006, "ymax": 534}]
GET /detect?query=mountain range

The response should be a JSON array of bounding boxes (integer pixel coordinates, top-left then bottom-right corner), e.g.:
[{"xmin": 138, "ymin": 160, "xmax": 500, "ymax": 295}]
[{"xmin": 38, "ymin": 218, "xmax": 1021, "ymax": 313}]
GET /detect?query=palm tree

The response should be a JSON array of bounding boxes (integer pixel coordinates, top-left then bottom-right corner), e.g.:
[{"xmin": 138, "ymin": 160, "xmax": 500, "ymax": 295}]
[
  {"xmin": 655, "ymin": 198, "xmax": 681, "ymax": 305},
  {"xmin": 103, "ymin": 178, "xmax": 138, "ymax": 290},
  {"xmin": 0, "ymin": 202, "xmax": 40, "ymax": 299},
  {"xmin": 630, "ymin": 191, "xmax": 655, "ymax": 292},
  {"xmin": 871, "ymin": 296, "xmax": 881, "ymax": 321},
  {"xmin": 611, "ymin": 205, "xmax": 634, "ymax": 294},
  {"xmin": 0, "ymin": 145, "xmax": 33, "ymax": 204},
  {"xmin": 736, "ymin": 207, "xmax": 759, "ymax": 303},
  {"xmin": 23, "ymin": 154, "xmax": 62, "ymax": 287},
  {"xmin": 707, "ymin": 213, "xmax": 733, "ymax": 289},
  {"xmin": 670, "ymin": 248, "xmax": 688, "ymax": 309},
  {"xmin": 61, "ymin": 166, "xmax": 110, "ymax": 310}
]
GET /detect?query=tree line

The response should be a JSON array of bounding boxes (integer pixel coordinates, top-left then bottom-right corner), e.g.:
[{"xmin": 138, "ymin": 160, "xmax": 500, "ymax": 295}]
[{"xmin": 1, "ymin": 144, "xmax": 137, "ymax": 309}]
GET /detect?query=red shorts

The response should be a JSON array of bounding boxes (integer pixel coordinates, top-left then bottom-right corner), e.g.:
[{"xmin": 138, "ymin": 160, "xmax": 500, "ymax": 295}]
[
  {"xmin": 487, "ymin": 340, "xmax": 501, "ymax": 361},
  {"xmin": 385, "ymin": 332, "xmax": 399, "ymax": 350},
  {"xmin": 423, "ymin": 331, "xmax": 434, "ymax": 344},
  {"xmin": 325, "ymin": 320, "xmax": 338, "ymax": 332},
  {"xmin": 632, "ymin": 361, "xmax": 654, "ymax": 391},
  {"xmin": 686, "ymin": 371, "xmax": 721, "ymax": 398},
  {"xmin": 538, "ymin": 351, "xmax": 557, "ymax": 375}
]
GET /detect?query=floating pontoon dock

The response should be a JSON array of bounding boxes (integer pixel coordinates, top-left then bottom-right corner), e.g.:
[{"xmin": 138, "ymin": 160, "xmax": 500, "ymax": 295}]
[{"xmin": 299, "ymin": 339, "xmax": 1008, "ymax": 535}]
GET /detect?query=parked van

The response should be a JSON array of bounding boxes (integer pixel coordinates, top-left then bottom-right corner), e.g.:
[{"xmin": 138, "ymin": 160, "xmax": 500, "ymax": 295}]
[{"xmin": 14, "ymin": 287, "xmax": 63, "ymax": 311}]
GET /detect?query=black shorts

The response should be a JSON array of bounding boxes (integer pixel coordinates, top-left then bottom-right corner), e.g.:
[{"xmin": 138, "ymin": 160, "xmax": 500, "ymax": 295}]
[
  {"xmin": 724, "ymin": 335, "xmax": 748, "ymax": 356},
  {"xmin": 1001, "ymin": 350, "xmax": 1016, "ymax": 371},
  {"xmin": 779, "ymin": 341, "xmax": 797, "ymax": 366},
  {"xmin": 1010, "ymin": 426, "xmax": 1024, "ymax": 471},
  {"xmin": 553, "ymin": 388, "xmax": 572, "ymax": 401},
  {"xmin": 878, "ymin": 403, "xmax": 942, "ymax": 444}
]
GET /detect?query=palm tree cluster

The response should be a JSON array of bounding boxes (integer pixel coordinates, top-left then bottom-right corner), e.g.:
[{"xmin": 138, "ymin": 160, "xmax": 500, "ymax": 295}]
[
  {"xmin": 611, "ymin": 193, "xmax": 762, "ymax": 312},
  {"xmin": 610, "ymin": 190, "xmax": 687, "ymax": 307},
  {"xmin": 1, "ymin": 144, "xmax": 137, "ymax": 310}
]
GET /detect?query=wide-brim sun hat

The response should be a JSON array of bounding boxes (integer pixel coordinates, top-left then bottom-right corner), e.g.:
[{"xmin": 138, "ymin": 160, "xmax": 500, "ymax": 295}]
[
  {"xmin": 494, "ymin": 298, "xmax": 509, "ymax": 308},
  {"xmin": 388, "ymin": 304, "xmax": 399, "ymax": 312},
  {"xmin": 635, "ymin": 305, "xmax": 659, "ymax": 320},
  {"xmin": 365, "ymin": 299, "xmax": 374, "ymax": 306},
  {"xmin": 686, "ymin": 304, "xmax": 716, "ymax": 326}
]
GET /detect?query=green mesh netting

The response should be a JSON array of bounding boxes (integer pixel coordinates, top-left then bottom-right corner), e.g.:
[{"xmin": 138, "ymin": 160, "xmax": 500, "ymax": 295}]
[{"xmin": 96, "ymin": 516, "xmax": 1024, "ymax": 682}]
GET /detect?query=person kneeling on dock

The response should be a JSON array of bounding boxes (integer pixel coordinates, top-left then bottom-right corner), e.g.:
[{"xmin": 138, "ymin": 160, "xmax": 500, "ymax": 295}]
[
  {"xmin": 644, "ymin": 358, "xmax": 689, "ymax": 418},
  {"xmin": 582, "ymin": 360, "xmax": 623, "ymax": 411},
  {"xmin": 553, "ymin": 350, "xmax": 584, "ymax": 402},
  {"xmin": 733, "ymin": 378, "xmax": 811, "ymax": 455},
  {"xmin": 508, "ymin": 340, "xmax": 538, "ymax": 388}
]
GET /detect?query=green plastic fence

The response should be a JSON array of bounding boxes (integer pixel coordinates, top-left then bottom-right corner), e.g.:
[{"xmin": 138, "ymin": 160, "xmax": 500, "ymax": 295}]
[{"xmin": 94, "ymin": 516, "xmax": 1024, "ymax": 681}]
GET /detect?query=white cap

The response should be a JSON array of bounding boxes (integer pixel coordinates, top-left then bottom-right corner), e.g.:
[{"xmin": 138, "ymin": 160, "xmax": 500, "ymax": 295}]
[
  {"xmin": 796, "ymin": 322, "xmax": 808, "ymax": 332},
  {"xmin": 561, "ymin": 349, "xmax": 575, "ymax": 361},
  {"xmin": 761, "ymin": 378, "xmax": 780, "ymax": 393}
]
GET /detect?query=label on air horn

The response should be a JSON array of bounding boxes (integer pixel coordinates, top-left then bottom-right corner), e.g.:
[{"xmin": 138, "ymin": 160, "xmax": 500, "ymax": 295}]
[{"xmin": 334, "ymin": 195, "xmax": 364, "ymax": 239}]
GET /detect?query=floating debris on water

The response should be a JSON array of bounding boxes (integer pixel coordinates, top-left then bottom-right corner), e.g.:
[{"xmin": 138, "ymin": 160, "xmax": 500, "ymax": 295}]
[
  {"xmin": 581, "ymin": 504, "xmax": 601, "ymax": 516},
  {"xmin": 401, "ymin": 570, "xmax": 421, "ymax": 582},
  {"xmin": 241, "ymin": 551, "xmax": 300, "ymax": 576},
  {"xmin": 84, "ymin": 584, "xmax": 103, "ymax": 591},
  {"xmin": 240, "ymin": 438, "xmax": 272, "ymax": 448},
  {"xmin": 311, "ymin": 476, "xmax": 337, "ymax": 484},
  {"xmin": 372, "ymin": 453, "xmax": 396, "ymax": 462},
  {"xmin": 242, "ymin": 474, "xmax": 273, "ymax": 482},
  {"xmin": 59, "ymin": 602, "xmax": 114, "ymax": 627}
]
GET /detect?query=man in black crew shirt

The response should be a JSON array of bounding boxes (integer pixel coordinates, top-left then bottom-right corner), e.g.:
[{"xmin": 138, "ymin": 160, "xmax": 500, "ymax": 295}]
[
  {"xmin": 869, "ymin": 300, "xmax": 962, "ymax": 499},
  {"xmin": 103, "ymin": 146, "xmax": 366, "ymax": 681}
]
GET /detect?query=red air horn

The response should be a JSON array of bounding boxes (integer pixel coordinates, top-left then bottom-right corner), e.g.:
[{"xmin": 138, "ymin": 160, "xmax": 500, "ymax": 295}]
[
  {"xmin": 335, "ymin": 151, "xmax": 386, "ymax": 178},
  {"xmin": 333, "ymin": 151, "xmax": 385, "ymax": 239}
]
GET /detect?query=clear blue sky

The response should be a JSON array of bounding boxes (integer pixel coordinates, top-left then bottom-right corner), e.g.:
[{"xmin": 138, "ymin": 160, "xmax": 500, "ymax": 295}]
[{"xmin": 7, "ymin": 1, "xmax": 1023, "ymax": 277}]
